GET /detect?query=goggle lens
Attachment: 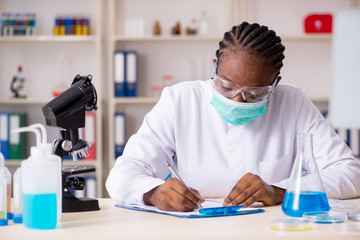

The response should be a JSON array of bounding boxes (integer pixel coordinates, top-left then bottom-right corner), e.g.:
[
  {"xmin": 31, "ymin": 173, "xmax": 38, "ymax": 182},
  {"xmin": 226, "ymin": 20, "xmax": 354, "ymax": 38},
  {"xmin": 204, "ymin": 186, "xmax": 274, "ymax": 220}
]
[{"xmin": 213, "ymin": 75, "xmax": 275, "ymax": 103}]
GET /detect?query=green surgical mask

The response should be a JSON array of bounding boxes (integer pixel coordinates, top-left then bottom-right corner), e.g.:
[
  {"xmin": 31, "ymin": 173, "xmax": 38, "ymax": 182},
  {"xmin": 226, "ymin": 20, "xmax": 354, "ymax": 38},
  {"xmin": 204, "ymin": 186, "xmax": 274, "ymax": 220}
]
[{"xmin": 210, "ymin": 89, "xmax": 267, "ymax": 125}]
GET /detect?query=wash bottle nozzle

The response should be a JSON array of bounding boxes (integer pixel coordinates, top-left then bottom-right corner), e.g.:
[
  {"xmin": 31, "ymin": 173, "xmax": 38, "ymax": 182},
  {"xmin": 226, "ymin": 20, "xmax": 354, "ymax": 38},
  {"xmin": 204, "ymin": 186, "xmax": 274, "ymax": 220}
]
[{"xmin": 11, "ymin": 123, "xmax": 52, "ymax": 159}]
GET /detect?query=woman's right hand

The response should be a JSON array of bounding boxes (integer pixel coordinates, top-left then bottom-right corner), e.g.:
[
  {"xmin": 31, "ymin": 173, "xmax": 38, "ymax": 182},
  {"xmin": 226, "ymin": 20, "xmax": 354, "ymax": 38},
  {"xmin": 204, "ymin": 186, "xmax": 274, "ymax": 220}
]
[{"xmin": 143, "ymin": 178, "xmax": 204, "ymax": 212}]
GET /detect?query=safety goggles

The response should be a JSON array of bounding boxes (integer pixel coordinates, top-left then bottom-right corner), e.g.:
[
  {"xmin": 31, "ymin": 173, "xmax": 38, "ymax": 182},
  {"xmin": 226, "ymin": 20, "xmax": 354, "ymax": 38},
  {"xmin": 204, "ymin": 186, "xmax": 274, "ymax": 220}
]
[{"xmin": 212, "ymin": 74, "xmax": 277, "ymax": 103}]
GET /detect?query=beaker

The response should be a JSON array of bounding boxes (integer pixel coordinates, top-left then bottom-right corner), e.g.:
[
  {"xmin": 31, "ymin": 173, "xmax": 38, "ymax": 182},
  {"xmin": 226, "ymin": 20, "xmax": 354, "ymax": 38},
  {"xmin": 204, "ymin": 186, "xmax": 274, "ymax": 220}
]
[{"xmin": 282, "ymin": 133, "xmax": 330, "ymax": 217}]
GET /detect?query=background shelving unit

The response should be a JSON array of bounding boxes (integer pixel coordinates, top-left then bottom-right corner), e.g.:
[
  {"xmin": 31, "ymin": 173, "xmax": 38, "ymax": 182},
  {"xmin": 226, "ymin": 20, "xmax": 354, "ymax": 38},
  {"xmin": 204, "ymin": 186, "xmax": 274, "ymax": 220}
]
[
  {"xmin": 0, "ymin": 0, "xmax": 104, "ymax": 197},
  {"xmin": 105, "ymin": 0, "xmax": 357, "ymax": 173}
]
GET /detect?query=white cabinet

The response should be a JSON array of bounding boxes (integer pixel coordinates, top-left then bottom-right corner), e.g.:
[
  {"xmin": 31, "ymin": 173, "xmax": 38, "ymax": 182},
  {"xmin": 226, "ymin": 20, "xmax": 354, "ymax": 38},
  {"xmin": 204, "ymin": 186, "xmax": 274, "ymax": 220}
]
[{"xmin": 0, "ymin": 0, "xmax": 104, "ymax": 196}]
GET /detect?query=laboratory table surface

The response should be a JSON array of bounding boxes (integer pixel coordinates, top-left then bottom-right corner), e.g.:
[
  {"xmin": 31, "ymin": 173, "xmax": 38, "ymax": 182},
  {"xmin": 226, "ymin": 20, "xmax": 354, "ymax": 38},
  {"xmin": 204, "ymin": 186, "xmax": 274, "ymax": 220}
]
[{"xmin": 2, "ymin": 198, "xmax": 360, "ymax": 240}]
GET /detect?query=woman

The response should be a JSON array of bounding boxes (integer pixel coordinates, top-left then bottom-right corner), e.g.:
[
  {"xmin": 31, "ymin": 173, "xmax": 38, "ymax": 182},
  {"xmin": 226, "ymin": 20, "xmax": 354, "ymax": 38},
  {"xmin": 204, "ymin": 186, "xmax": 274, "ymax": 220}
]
[{"xmin": 106, "ymin": 22, "xmax": 360, "ymax": 212}]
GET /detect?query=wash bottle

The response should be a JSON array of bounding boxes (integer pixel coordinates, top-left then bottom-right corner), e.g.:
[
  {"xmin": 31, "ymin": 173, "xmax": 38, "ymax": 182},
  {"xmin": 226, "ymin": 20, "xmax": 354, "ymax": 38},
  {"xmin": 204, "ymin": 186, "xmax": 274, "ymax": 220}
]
[
  {"xmin": 30, "ymin": 124, "xmax": 62, "ymax": 220},
  {"xmin": 12, "ymin": 124, "xmax": 62, "ymax": 229},
  {"xmin": 0, "ymin": 152, "xmax": 7, "ymax": 226}
]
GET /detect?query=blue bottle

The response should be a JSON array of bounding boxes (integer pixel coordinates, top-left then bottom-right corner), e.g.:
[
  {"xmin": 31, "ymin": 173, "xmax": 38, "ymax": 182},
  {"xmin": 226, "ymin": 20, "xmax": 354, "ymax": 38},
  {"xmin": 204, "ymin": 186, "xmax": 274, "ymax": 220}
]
[{"xmin": 282, "ymin": 133, "xmax": 330, "ymax": 217}]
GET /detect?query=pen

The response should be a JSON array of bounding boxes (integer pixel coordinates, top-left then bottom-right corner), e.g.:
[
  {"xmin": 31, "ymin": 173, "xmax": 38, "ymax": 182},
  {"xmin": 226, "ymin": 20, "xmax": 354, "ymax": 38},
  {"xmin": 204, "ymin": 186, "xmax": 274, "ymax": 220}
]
[{"xmin": 165, "ymin": 160, "xmax": 203, "ymax": 209}]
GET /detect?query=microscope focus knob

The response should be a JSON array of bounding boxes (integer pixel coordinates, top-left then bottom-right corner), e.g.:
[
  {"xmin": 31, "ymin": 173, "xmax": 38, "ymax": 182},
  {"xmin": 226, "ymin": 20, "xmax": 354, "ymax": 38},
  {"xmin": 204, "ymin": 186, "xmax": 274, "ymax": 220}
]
[{"xmin": 62, "ymin": 140, "xmax": 73, "ymax": 151}]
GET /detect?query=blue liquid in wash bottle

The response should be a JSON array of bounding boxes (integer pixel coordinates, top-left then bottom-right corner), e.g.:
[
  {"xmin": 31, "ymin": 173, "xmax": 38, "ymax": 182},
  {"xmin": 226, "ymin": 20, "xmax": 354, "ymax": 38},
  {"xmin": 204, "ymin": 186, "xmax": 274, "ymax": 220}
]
[
  {"xmin": 282, "ymin": 191, "xmax": 329, "ymax": 217},
  {"xmin": 23, "ymin": 193, "xmax": 57, "ymax": 229}
]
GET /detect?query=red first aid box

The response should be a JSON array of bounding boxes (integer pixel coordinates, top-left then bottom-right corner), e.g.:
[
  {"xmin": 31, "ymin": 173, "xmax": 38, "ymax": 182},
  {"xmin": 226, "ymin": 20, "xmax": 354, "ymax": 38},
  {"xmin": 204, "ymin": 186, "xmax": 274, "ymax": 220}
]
[{"xmin": 304, "ymin": 14, "xmax": 333, "ymax": 33}]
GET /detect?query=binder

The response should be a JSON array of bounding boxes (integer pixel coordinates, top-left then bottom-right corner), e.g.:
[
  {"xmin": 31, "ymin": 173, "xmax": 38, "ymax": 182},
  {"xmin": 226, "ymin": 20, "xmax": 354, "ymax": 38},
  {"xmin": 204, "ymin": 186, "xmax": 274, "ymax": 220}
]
[
  {"xmin": 68, "ymin": 188, "xmax": 85, "ymax": 198},
  {"xmin": 74, "ymin": 189, "xmax": 85, "ymax": 198},
  {"xmin": 84, "ymin": 112, "xmax": 96, "ymax": 160},
  {"xmin": 0, "ymin": 112, "xmax": 10, "ymax": 159},
  {"xmin": 114, "ymin": 113, "xmax": 126, "ymax": 159},
  {"xmin": 336, "ymin": 128, "xmax": 349, "ymax": 146},
  {"xmin": 336, "ymin": 128, "xmax": 360, "ymax": 157},
  {"xmin": 9, "ymin": 113, "xmax": 27, "ymax": 160},
  {"xmin": 126, "ymin": 51, "xmax": 138, "ymax": 97},
  {"xmin": 85, "ymin": 176, "xmax": 97, "ymax": 198},
  {"xmin": 114, "ymin": 51, "xmax": 126, "ymax": 97},
  {"xmin": 350, "ymin": 129, "xmax": 360, "ymax": 157}
]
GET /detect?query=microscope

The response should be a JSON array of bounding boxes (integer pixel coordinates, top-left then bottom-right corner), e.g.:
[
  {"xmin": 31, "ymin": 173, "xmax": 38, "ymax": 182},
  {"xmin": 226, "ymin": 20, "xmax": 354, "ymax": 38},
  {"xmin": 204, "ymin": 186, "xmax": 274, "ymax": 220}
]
[{"xmin": 42, "ymin": 74, "xmax": 100, "ymax": 212}]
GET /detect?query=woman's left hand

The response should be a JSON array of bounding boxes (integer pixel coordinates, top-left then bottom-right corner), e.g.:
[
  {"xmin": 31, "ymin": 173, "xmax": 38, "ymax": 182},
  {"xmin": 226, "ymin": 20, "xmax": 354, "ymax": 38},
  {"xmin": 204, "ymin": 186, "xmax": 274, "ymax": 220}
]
[{"xmin": 223, "ymin": 172, "xmax": 285, "ymax": 207}]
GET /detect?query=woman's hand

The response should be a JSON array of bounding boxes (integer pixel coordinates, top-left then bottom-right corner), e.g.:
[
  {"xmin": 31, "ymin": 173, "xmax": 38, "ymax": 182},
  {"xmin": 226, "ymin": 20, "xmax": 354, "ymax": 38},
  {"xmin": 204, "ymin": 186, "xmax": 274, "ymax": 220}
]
[
  {"xmin": 223, "ymin": 173, "xmax": 285, "ymax": 207},
  {"xmin": 143, "ymin": 178, "xmax": 204, "ymax": 212}
]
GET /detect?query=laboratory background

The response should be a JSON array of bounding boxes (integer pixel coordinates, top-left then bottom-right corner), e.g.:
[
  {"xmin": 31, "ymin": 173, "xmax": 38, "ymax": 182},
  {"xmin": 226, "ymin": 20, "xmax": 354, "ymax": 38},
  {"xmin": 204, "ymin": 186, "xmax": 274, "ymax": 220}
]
[{"xmin": 1, "ymin": 0, "xmax": 360, "ymax": 200}]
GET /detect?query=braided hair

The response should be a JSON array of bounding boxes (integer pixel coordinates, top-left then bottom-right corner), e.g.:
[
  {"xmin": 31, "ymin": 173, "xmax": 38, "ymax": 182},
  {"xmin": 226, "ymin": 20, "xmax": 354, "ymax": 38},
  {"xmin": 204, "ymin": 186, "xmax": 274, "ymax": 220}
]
[{"xmin": 216, "ymin": 22, "xmax": 285, "ymax": 76}]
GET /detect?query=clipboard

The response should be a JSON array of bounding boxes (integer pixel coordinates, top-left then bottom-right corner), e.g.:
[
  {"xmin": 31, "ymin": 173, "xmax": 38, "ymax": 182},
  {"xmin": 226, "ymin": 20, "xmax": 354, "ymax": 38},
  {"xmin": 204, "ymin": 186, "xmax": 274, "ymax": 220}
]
[{"xmin": 115, "ymin": 200, "xmax": 265, "ymax": 218}]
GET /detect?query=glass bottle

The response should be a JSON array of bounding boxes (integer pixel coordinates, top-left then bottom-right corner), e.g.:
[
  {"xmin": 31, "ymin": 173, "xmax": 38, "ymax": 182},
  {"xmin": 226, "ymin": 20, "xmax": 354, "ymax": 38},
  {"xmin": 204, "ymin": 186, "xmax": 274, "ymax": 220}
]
[
  {"xmin": 52, "ymin": 54, "xmax": 69, "ymax": 97},
  {"xmin": 198, "ymin": 11, "xmax": 208, "ymax": 36},
  {"xmin": 282, "ymin": 133, "xmax": 330, "ymax": 217},
  {"xmin": 153, "ymin": 20, "xmax": 161, "ymax": 35}
]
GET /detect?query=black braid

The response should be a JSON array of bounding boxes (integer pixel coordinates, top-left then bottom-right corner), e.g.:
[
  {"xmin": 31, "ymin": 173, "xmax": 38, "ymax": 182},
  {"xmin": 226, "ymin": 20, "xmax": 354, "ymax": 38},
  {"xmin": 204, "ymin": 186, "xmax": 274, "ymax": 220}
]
[{"xmin": 216, "ymin": 22, "xmax": 285, "ymax": 76}]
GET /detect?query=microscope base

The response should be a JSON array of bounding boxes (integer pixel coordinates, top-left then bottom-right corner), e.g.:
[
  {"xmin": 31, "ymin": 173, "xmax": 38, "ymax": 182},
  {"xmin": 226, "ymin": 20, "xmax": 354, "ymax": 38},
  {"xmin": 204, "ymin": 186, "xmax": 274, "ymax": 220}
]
[{"xmin": 63, "ymin": 190, "xmax": 100, "ymax": 212}]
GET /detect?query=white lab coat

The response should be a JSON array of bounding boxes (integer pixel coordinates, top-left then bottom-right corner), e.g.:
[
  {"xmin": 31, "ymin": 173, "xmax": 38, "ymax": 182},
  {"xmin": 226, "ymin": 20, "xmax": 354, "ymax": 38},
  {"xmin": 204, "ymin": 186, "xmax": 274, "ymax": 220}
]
[{"xmin": 106, "ymin": 80, "xmax": 360, "ymax": 205}]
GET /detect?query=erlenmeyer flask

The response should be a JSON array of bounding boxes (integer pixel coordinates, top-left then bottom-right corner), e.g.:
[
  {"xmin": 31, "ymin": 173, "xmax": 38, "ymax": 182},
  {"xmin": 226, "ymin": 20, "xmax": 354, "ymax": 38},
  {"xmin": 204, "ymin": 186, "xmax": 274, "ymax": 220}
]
[{"xmin": 282, "ymin": 133, "xmax": 330, "ymax": 217}]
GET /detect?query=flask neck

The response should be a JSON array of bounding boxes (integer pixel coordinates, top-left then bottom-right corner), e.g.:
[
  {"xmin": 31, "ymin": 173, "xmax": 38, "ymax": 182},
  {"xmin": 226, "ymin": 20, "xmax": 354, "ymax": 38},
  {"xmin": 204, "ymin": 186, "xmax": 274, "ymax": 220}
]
[{"xmin": 297, "ymin": 133, "xmax": 314, "ymax": 158}]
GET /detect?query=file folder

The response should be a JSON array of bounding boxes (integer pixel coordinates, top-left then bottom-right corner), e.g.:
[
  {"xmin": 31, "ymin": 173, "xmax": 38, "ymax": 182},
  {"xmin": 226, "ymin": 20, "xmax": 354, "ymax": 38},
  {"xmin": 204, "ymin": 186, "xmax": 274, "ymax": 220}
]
[
  {"xmin": 84, "ymin": 112, "xmax": 96, "ymax": 160},
  {"xmin": 9, "ymin": 113, "xmax": 27, "ymax": 160},
  {"xmin": 85, "ymin": 176, "xmax": 97, "ymax": 198},
  {"xmin": 349, "ymin": 129, "xmax": 360, "ymax": 157},
  {"xmin": 0, "ymin": 112, "xmax": 10, "ymax": 159},
  {"xmin": 114, "ymin": 51, "xmax": 126, "ymax": 97},
  {"xmin": 115, "ymin": 113, "xmax": 126, "ymax": 159},
  {"xmin": 126, "ymin": 51, "xmax": 138, "ymax": 97}
]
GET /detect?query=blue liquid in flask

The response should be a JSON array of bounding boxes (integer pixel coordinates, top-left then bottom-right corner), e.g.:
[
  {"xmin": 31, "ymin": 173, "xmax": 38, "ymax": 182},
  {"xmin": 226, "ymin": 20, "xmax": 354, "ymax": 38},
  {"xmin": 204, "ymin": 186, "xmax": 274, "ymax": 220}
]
[
  {"xmin": 282, "ymin": 191, "xmax": 329, "ymax": 217},
  {"xmin": 23, "ymin": 193, "xmax": 57, "ymax": 229}
]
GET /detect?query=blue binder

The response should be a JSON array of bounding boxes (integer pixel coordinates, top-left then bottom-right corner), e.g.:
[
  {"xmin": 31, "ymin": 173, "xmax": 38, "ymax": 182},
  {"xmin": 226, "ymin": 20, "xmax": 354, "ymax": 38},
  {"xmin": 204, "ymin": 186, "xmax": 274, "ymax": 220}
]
[
  {"xmin": 114, "ymin": 51, "xmax": 126, "ymax": 97},
  {"xmin": 125, "ymin": 51, "xmax": 138, "ymax": 97},
  {"xmin": 85, "ymin": 176, "xmax": 97, "ymax": 198},
  {"xmin": 114, "ymin": 113, "xmax": 126, "ymax": 159},
  {"xmin": 0, "ymin": 112, "xmax": 10, "ymax": 159}
]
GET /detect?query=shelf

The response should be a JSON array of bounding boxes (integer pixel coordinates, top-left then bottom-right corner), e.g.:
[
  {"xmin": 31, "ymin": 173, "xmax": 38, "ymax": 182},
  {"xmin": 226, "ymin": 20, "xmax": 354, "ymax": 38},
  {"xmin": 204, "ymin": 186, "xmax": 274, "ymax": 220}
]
[
  {"xmin": 113, "ymin": 97, "xmax": 160, "ymax": 104},
  {"xmin": 112, "ymin": 34, "xmax": 332, "ymax": 42},
  {"xmin": 0, "ymin": 35, "xmax": 98, "ymax": 43},
  {"xmin": 282, "ymin": 34, "xmax": 332, "ymax": 41},
  {"xmin": 310, "ymin": 97, "xmax": 329, "ymax": 103},
  {"xmin": 0, "ymin": 98, "xmax": 52, "ymax": 105},
  {"xmin": 113, "ymin": 35, "xmax": 223, "ymax": 42},
  {"xmin": 4, "ymin": 160, "xmax": 99, "ymax": 167}
]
